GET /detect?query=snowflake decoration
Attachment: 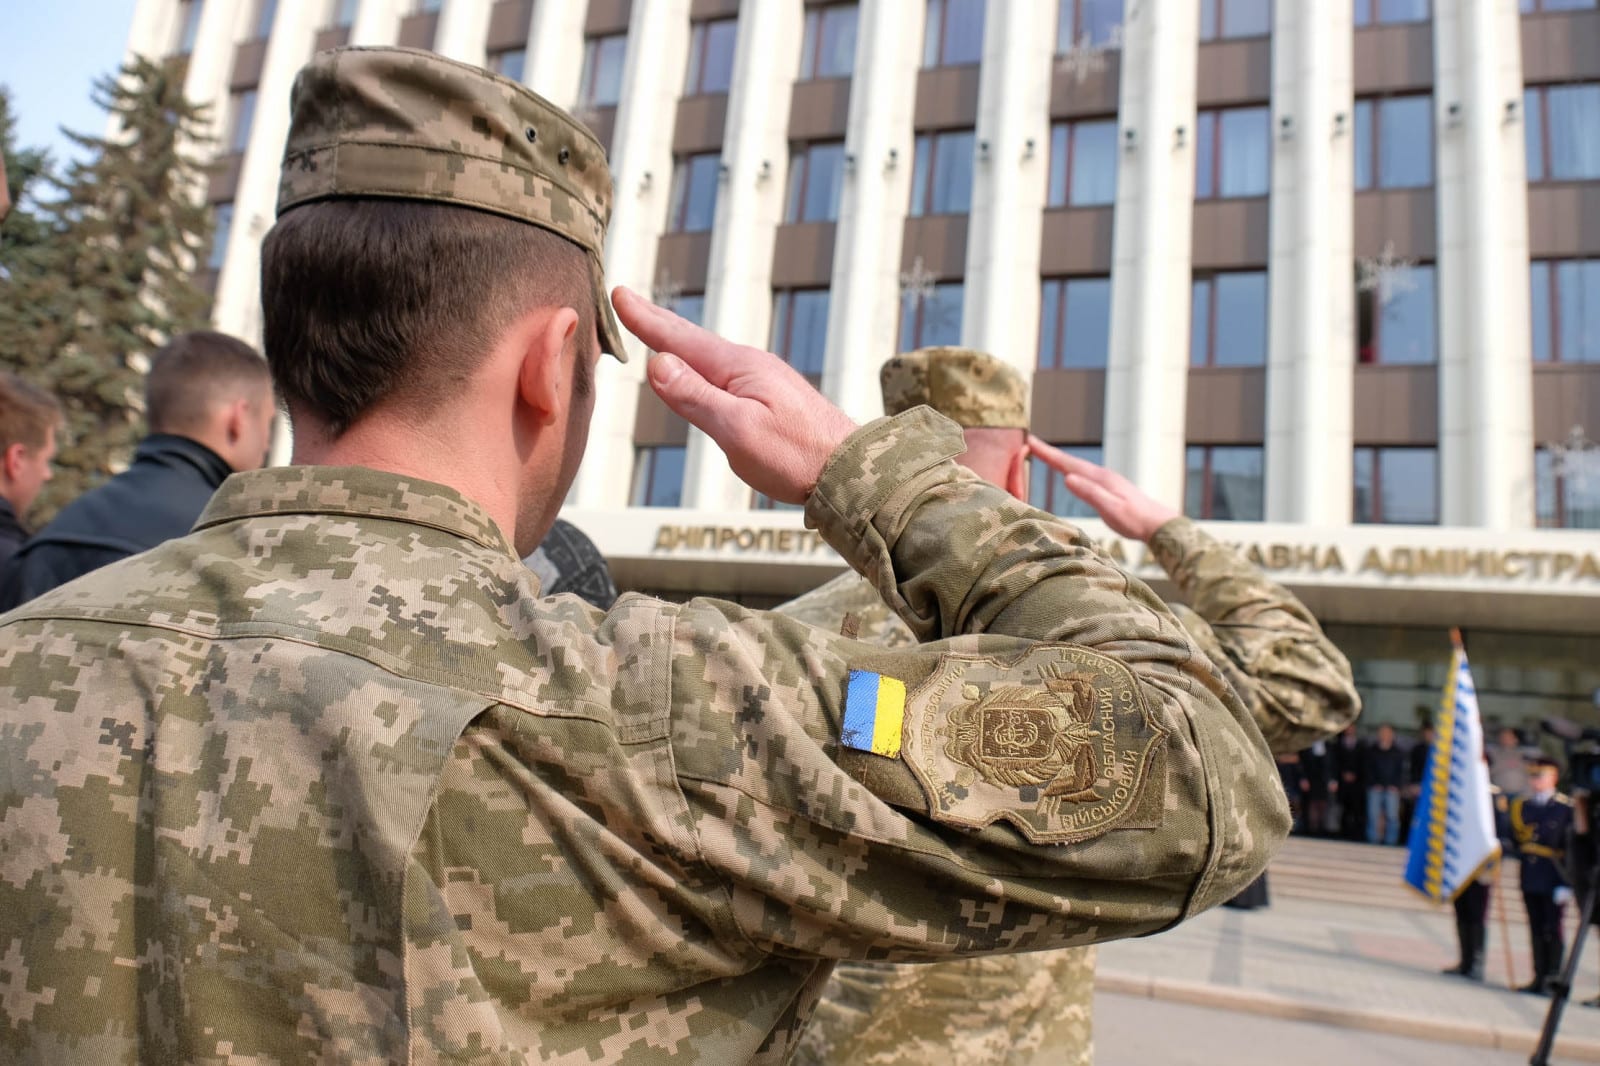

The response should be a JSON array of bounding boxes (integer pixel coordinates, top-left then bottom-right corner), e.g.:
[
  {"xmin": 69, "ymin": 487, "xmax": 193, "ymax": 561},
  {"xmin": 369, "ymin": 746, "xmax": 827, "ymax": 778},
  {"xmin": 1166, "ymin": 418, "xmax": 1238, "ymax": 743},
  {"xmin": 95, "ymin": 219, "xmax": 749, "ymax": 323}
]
[
  {"xmin": 1546, "ymin": 424, "xmax": 1598, "ymax": 495},
  {"xmin": 1056, "ymin": 24, "xmax": 1124, "ymax": 85},
  {"xmin": 898, "ymin": 255, "xmax": 937, "ymax": 309},
  {"xmin": 1356, "ymin": 241, "xmax": 1420, "ymax": 307}
]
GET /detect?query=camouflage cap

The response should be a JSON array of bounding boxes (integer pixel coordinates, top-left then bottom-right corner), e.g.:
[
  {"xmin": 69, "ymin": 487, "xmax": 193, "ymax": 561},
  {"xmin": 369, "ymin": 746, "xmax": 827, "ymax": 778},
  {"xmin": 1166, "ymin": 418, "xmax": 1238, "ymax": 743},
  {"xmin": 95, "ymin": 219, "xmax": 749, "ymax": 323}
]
[
  {"xmin": 879, "ymin": 347, "xmax": 1030, "ymax": 429},
  {"xmin": 276, "ymin": 47, "xmax": 626, "ymax": 361}
]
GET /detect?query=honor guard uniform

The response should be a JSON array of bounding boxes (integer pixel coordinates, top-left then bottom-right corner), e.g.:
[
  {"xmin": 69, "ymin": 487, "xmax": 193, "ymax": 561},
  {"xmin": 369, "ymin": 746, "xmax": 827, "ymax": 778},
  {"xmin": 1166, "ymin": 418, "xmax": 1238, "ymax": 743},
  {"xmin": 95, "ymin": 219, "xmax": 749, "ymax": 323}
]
[{"xmin": 1505, "ymin": 756, "xmax": 1575, "ymax": 995}]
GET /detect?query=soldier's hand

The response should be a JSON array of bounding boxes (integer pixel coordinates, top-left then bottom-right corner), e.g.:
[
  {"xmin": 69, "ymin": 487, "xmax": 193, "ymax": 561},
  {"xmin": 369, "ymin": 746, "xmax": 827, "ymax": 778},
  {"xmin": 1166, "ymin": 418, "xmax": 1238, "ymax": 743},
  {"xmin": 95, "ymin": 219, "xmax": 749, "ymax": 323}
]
[
  {"xmin": 612, "ymin": 287, "xmax": 858, "ymax": 504},
  {"xmin": 1027, "ymin": 436, "xmax": 1178, "ymax": 541}
]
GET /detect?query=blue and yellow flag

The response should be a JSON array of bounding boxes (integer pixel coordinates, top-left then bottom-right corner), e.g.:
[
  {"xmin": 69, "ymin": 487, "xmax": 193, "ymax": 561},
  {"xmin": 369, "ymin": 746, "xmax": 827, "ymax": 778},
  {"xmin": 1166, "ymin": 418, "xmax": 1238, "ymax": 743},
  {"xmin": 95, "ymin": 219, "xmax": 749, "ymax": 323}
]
[
  {"xmin": 842, "ymin": 670, "xmax": 906, "ymax": 758},
  {"xmin": 1404, "ymin": 636, "xmax": 1501, "ymax": 901}
]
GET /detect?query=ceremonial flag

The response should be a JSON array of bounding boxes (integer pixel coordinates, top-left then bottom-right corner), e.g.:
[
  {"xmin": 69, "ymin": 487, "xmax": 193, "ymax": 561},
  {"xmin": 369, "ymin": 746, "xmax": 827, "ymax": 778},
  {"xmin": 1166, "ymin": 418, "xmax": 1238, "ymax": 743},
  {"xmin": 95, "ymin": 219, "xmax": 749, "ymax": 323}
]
[{"xmin": 1405, "ymin": 631, "xmax": 1501, "ymax": 901}]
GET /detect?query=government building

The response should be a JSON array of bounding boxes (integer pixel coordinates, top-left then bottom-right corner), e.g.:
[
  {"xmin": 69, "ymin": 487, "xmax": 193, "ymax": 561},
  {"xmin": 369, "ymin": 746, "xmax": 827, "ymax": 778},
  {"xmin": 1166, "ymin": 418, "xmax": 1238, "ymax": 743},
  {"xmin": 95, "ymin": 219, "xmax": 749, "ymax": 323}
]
[{"xmin": 119, "ymin": 0, "xmax": 1599, "ymax": 734}]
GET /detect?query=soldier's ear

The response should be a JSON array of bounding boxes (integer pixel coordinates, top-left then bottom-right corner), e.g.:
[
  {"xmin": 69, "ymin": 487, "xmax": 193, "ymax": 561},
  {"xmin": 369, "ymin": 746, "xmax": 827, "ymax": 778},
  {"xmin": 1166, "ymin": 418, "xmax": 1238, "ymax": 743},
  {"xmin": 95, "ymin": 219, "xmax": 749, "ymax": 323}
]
[
  {"xmin": 1, "ymin": 442, "xmax": 24, "ymax": 482},
  {"xmin": 516, "ymin": 307, "xmax": 581, "ymax": 427}
]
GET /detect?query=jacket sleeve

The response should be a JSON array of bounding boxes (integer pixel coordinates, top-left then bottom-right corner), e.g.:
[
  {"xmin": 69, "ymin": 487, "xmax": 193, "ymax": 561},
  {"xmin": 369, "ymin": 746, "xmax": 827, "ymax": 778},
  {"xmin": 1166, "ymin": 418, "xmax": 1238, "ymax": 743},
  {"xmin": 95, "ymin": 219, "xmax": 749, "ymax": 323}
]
[
  {"xmin": 1146, "ymin": 518, "xmax": 1362, "ymax": 756},
  {"xmin": 668, "ymin": 410, "xmax": 1291, "ymax": 963}
]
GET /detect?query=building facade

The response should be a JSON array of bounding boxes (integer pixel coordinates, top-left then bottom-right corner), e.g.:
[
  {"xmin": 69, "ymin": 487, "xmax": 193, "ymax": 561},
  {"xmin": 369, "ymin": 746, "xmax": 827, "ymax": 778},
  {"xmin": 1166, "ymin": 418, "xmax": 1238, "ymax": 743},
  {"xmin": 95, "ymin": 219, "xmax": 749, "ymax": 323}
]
[{"xmin": 123, "ymin": 0, "xmax": 1600, "ymax": 734}]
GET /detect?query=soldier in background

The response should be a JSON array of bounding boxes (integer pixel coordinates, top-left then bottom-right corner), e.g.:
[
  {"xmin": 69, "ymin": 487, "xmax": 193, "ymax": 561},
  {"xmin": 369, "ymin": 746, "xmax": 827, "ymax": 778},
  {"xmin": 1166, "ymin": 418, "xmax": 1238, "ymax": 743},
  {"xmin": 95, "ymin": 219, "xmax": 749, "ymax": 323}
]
[
  {"xmin": 0, "ymin": 372, "xmax": 60, "ymax": 569},
  {"xmin": 0, "ymin": 49, "xmax": 1294, "ymax": 1064},
  {"xmin": 1504, "ymin": 755, "xmax": 1575, "ymax": 995},
  {"xmin": 781, "ymin": 347, "xmax": 1361, "ymax": 1066}
]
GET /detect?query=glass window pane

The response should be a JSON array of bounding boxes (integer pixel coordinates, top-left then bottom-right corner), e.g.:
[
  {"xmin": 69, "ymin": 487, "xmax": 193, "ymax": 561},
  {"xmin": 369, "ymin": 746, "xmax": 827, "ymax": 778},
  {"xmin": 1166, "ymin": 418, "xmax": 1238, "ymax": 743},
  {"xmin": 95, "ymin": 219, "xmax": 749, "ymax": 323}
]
[
  {"xmin": 1190, "ymin": 278, "xmax": 1212, "ymax": 366},
  {"xmin": 1377, "ymin": 0, "xmax": 1430, "ymax": 21},
  {"xmin": 788, "ymin": 290, "xmax": 831, "ymax": 375},
  {"xmin": 1525, "ymin": 88, "xmax": 1545, "ymax": 181},
  {"xmin": 701, "ymin": 19, "xmax": 737, "ymax": 94},
  {"xmin": 1213, "ymin": 272, "xmax": 1268, "ymax": 366},
  {"xmin": 940, "ymin": 0, "xmax": 986, "ymax": 64},
  {"xmin": 929, "ymin": 130, "xmax": 974, "ymax": 214},
  {"xmin": 1047, "ymin": 124, "xmax": 1071, "ymax": 207},
  {"xmin": 1195, "ymin": 111, "xmax": 1216, "ymax": 199},
  {"xmin": 1209, "ymin": 447, "xmax": 1264, "ymax": 520},
  {"xmin": 1543, "ymin": 0, "xmax": 1600, "ymax": 12},
  {"xmin": 1571, "ymin": 450, "xmax": 1600, "ymax": 528},
  {"xmin": 909, "ymin": 134, "xmax": 932, "ymax": 216},
  {"xmin": 1083, "ymin": 0, "xmax": 1124, "ymax": 45},
  {"xmin": 1060, "ymin": 277, "xmax": 1112, "ymax": 368},
  {"xmin": 802, "ymin": 143, "xmax": 845, "ymax": 222},
  {"xmin": 1199, "ymin": 0, "xmax": 1218, "ymax": 41},
  {"xmin": 1377, "ymin": 265, "xmax": 1436, "ymax": 364},
  {"xmin": 1038, "ymin": 280, "xmax": 1062, "ymax": 368},
  {"xmin": 584, "ymin": 35, "xmax": 626, "ymax": 107},
  {"xmin": 1353, "ymin": 448, "xmax": 1375, "ymax": 523},
  {"xmin": 1536, "ymin": 448, "xmax": 1558, "ymax": 527},
  {"xmin": 333, "ymin": 0, "xmax": 358, "ymax": 27},
  {"xmin": 228, "ymin": 91, "xmax": 256, "ymax": 153},
  {"xmin": 770, "ymin": 291, "xmax": 791, "ymax": 359},
  {"xmin": 670, "ymin": 294, "xmax": 705, "ymax": 326},
  {"xmin": 1221, "ymin": 0, "xmax": 1271, "ymax": 37},
  {"xmin": 1070, "ymin": 120, "xmax": 1118, "ymax": 205},
  {"xmin": 784, "ymin": 152, "xmax": 807, "ymax": 224},
  {"xmin": 178, "ymin": 0, "xmax": 203, "ymax": 53},
  {"xmin": 1547, "ymin": 85, "xmax": 1600, "ymax": 180},
  {"xmin": 1378, "ymin": 96, "xmax": 1433, "ymax": 188},
  {"xmin": 491, "ymin": 49, "xmax": 525, "ymax": 82},
  {"xmin": 1557, "ymin": 260, "xmax": 1600, "ymax": 363},
  {"xmin": 923, "ymin": 282, "xmax": 964, "ymax": 347},
  {"xmin": 1354, "ymin": 100, "xmax": 1374, "ymax": 190},
  {"xmin": 1354, "ymin": 0, "xmax": 1374, "ymax": 26},
  {"xmin": 1184, "ymin": 446, "xmax": 1207, "ymax": 517},
  {"xmin": 923, "ymin": 0, "xmax": 945, "ymax": 68},
  {"xmin": 1531, "ymin": 262, "xmax": 1552, "ymax": 363},
  {"xmin": 801, "ymin": 10, "xmax": 821, "ymax": 77},
  {"xmin": 634, "ymin": 447, "xmax": 686, "ymax": 508},
  {"xmin": 256, "ymin": 0, "xmax": 278, "ymax": 37},
  {"xmin": 1218, "ymin": 107, "xmax": 1269, "ymax": 197},
  {"xmin": 209, "ymin": 203, "xmax": 232, "ymax": 271},
  {"xmin": 675, "ymin": 155, "xmax": 719, "ymax": 232},
  {"xmin": 817, "ymin": 5, "xmax": 858, "ymax": 77},
  {"xmin": 685, "ymin": 22, "xmax": 704, "ymax": 93},
  {"xmin": 1378, "ymin": 449, "xmax": 1438, "ymax": 524}
]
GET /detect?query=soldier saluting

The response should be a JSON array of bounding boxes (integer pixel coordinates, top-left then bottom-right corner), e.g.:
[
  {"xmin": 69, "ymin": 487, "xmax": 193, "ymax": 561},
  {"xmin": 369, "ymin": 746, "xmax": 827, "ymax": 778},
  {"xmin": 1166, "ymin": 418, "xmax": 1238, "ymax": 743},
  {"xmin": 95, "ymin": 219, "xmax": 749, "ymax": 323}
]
[{"xmin": 0, "ymin": 49, "xmax": 1290, "ymax": 1063}]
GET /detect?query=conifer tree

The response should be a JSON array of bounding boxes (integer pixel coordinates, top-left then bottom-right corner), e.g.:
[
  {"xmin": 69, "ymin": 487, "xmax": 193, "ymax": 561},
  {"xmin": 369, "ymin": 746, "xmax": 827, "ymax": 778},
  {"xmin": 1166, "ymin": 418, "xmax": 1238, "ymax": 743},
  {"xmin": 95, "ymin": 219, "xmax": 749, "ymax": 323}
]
[{"xmin": 0, "ymin": 56, "xmax": 215, "ymax": 516}]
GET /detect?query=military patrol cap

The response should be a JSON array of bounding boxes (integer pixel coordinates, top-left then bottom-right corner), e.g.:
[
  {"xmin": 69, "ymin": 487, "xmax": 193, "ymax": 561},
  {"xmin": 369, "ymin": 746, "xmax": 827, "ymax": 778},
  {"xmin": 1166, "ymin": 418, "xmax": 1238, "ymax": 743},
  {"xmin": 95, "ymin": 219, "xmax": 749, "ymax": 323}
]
[
  {"xmin": 276, "ymin": 46, "xmax": 627, "ymax": 361},
  {"xmin": 879, "ymin": 347, "xmax": 1029, "ymax": 428}
]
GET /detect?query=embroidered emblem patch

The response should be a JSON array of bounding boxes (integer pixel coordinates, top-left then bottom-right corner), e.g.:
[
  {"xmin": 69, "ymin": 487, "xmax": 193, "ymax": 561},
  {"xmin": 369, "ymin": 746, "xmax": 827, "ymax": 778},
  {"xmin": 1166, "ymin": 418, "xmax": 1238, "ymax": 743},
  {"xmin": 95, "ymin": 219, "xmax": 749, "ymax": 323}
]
[{"xmin": 901, "ymin": 645, "xmax": 1168, "ymax": 844}]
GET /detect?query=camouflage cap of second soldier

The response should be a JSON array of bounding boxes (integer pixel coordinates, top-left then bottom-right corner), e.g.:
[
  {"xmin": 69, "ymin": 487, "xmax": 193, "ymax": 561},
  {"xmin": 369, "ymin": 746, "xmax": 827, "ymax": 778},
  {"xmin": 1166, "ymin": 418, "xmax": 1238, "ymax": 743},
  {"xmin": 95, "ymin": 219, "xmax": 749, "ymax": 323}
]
[
  {"xmin": 879, "ymin": 347, "xmax": 1030, "ymax": 429},
  {"xmin": 275, "ymin": 46, "xmax": 627, "ymax": 361}
]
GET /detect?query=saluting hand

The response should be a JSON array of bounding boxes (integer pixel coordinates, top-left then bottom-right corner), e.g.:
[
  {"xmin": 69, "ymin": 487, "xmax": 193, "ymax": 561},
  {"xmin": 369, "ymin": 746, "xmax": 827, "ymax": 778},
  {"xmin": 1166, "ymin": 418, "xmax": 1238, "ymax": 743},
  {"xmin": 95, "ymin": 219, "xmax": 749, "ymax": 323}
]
[
  {"xmin": 612, "ymin": 287, "xmax": 858, "ymax": 505},
  {"xmin": 1027, "ymin": 436, "xmax": 1179, "ymax": 542}
]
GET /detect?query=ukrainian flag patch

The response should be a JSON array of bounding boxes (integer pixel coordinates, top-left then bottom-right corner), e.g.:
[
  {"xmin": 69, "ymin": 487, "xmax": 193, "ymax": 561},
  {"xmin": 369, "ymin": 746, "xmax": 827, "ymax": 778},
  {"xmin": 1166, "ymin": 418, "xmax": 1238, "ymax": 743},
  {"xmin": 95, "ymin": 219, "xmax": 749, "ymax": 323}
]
[{"xmin": 842, "ymin": 669, "xmax": 906, "ymax": 758}]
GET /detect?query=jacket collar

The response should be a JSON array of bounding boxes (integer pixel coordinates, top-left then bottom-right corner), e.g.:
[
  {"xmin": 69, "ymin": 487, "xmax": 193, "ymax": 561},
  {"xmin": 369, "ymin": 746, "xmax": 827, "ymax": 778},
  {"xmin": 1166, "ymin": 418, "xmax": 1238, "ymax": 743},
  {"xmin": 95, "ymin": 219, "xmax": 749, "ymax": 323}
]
[
  {"xmin": 135, "ymin": 433, "xmax": 236, "ymax": 489},
  {"xmin": 194, "ymin": 465, "xmax": 516, "ymax": 558}
]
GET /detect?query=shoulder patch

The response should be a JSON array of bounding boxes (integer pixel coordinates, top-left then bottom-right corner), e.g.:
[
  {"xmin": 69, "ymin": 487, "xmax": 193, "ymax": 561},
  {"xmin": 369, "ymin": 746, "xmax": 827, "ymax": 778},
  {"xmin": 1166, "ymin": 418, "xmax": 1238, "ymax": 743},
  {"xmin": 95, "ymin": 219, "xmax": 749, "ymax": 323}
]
[{"xmin": 900, "ymin": 645, "xmax": 1169, "ymax": 845}]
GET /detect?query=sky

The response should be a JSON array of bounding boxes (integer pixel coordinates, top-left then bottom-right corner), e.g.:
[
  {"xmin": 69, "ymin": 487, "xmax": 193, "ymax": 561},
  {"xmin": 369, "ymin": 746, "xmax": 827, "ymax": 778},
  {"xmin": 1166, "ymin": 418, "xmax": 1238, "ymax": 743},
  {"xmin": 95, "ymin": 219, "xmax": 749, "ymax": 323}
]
[{"xmin": 2, "ymin": 1, "xmax": 137, "ymax": 170}]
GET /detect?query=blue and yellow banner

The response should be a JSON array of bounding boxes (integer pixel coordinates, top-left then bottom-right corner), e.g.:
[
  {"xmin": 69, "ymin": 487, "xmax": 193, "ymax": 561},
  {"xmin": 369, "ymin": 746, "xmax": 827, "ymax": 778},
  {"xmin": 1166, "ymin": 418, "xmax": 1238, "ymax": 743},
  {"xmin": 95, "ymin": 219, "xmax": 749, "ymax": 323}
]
[{"xmin": 842, "ymin": 670, "xmax": 906, "ymax": 758}]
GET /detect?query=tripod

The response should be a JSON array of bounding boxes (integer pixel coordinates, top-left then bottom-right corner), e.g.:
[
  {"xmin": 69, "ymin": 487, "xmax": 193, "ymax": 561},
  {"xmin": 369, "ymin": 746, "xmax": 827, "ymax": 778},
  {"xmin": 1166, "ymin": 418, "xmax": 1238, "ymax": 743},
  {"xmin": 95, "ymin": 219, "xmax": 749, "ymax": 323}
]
[{"xmin": 1530, "ymin": 878, "xmax": 1600, "ymax": 1065}]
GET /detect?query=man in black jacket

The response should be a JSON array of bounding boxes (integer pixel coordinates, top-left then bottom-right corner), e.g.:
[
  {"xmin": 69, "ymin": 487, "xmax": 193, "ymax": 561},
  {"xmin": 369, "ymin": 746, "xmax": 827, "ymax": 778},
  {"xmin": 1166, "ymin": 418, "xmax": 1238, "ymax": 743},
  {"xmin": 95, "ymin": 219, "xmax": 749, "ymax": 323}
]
[
  {"xmin": 0, "ymin": 332, "xmax": 274, "ymax": 608},
  {"xmin": 0, "ymin": 373, "xmax": 61, "ymax": 570},
  {"xmin": 1364, "ymin": 723, "xmax": 1408, "ymax": 845}
]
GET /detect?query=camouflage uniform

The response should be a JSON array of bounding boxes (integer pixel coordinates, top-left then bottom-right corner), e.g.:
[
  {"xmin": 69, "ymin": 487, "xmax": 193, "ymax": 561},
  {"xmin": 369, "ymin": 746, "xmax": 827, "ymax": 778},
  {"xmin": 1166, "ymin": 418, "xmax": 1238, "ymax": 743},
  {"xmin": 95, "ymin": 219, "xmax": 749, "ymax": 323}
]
[
  {"xmin": 0, "ymin": 50, "xmax": 1293, "ymax": 1065},
  {"xmin": 782, "ymin": 349, "xmax": 1360, "ymax": 1066}
]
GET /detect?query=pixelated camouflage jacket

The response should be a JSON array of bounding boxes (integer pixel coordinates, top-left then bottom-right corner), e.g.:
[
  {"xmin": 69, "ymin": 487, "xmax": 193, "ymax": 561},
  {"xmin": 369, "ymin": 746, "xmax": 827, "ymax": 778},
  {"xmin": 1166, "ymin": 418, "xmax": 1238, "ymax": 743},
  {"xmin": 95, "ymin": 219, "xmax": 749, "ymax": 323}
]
[
  {"xmin": 0, "ymin": 410, "xmax": 1290, "ymax": 1065},
  {"xmin": 779, "ymin": 516, "xmax": 1360, "ymax": 1066}
]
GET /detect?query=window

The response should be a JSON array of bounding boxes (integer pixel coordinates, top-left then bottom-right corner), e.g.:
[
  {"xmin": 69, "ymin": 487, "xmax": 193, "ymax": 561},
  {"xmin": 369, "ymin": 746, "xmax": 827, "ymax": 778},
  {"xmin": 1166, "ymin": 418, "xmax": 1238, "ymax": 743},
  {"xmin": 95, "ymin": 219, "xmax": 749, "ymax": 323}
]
[
  {"xmin": 1047, "ymin": 120, "xmax": 1118, "ymax": 207},
  {"xmin": 667, "ymin": 154, "xmax": 720, "ymax": 233},
  {"xmin": 1195, "ymin": 107, "xmax": 1269, "ymax": 199},
  {"xmin": 771, "ymin": 289, "xmax": 830, "ymax": 382},
  {"xmin": 327, "ymin": 0, "xmax": 358, "ymax": 28},
  {"xmin": 785, "ymin": 142, "xmax": 845, "ymax": 224},
  {"xmin": 488, "ymin": 49, "xmax": 525, "ymax": 83},
  {"xmin": 1536, "ymin": 447, "xmax": 1600, "ymax": 529},
  {"xmin": 1354, "ymin": 96, "xmax": 1433, "ymax": 189},
  {"xmin": 801, "ymin": 4, "xmax": 858, "ymax": 80},
  {"xmin": 1354, "ymin": 447, "xmax": 1438, "ymax": 524},
  {"xmin": 685, "ymin": 17, "xmax": 737, "ymax": 95},
  {"xmin": 176, "ymin": 0, "xmax": 203, "ymax": 54},
  {"xmin": 1039, "ymin": 277, "xmax": 1111, "ymax": 369},
  {"xmin": 909, "ymin": 130, "xmax": 974, "ymax": 216},
  {"xmin": 580, "ymin": 34, "xmax": 627, "ymax": 108},
  {"xmin": 1531, "ymin": 259, "xmax": 1600, "ymax": 363},
  {"xmin": 664, "ymin": 293, "xmax": 705, "ymax": 327},
  {"xmin": 414, "ymin": 0, "xmax": 441, "ymax": 12},
  {"xmin": 209, "ymin": 203, "xmax": 233, "ymax": 271},
  {"xmin": 1354, "ymin": 0, "xmax": 1430, "ymax": 24},
  {"xmin": 923, "ymin": 0, "xmax": 986, "ymax": 67},
  {"xmin": 1521, "ymin": 0, "xmax": 1599, "ymax": 12},
  {"xmin": 1199, "ymin": 0, "xmax": 1270, "ymax": 40},
  {"xmin": 631, "ymin": 446, "xmax": 686, "ymax": 508},
  {"xmin": 1525, "ymin": 84, "xmax": 1600, "ymax": 181},
  {"xmin": 1191, "ymin": 271, "xmax": 1268, "ymax": 367},
  {"xmin": 1185, "ymin": 446, "xmax": 1264, "ymax": 521},
  {"xmin": 254, "ymin": 0, "xmax": 278, "ymax": 38},
  {"xmin": 1056, "ymin": 0, "xmax": 1124, "ymax": 51},
  {"xmin": 900, "ymin": 281, "xmax": 964, "ymax": 349},
  {"xmin": 1030, "ymin": 445, "xmax": 1104, "ymax": 520},
  {"xmin": 1356, "ymin": 263, "xmax": 1435, "ymax": 364},
  {"xmin": 226, "ymin": 90, "xmax": 257, "ymax": 154}
]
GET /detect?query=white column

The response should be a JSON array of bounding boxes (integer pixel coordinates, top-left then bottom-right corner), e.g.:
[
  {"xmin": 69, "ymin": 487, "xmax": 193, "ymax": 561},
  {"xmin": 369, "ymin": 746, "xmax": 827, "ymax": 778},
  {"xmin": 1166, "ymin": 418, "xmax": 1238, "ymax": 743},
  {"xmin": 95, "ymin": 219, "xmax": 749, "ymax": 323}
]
[
  {"xmin": 819, "ymin": 0, "xmax": 925, "ymax": 423},
  {"xmin": 1101, "ymin": 1, "xmax": 1199, "ymax": 506},
  {"xmin": 962, "ymin": 0, "xmax": 1054, "ymax": 371},
  {"xmin": 1435, "ymin": 1, "xmax": 1533, "ymax": 529},
  {"xmin": 1265, "ymin": 0, "xmax": 1355, "ymax": 524},
  {"xmin": 570, "ymin": 0, "xmax": 692, "ymax": 510},
  {"xmin": 349, "ymin": 0, "xmax": 405, "ymax": 46},
  {"xmin": 433, "ymin": 0, "xmax": 492, "ymax": 66},
  {"xmin": 123, "ymin": 0, "xmax": 181, "ymax": 64},
  {"xmin": 212, "ymin": 0, "xmax": 322, "ymax": 348},
  {"xmin": 524, "ymin": 0, "xmax": 587, "ymax": 103},
  {"xmin": 680, "ymin": 3, "xmax": 806, "ymax": 510},
  {"xmin": 181, "ymin": 0, "xmax": 252, "ymax": 147}
]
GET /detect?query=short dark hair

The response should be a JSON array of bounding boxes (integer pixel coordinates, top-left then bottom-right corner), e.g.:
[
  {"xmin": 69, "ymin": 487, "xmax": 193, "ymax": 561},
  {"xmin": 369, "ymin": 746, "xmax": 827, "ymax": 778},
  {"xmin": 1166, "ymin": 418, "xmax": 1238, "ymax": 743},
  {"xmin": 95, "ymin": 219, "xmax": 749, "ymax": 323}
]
[
  {"xmin": 146, "ymin": 331, "xmax": 273, "ymax": 436},
  {"xmin": 260, "ymin": 200, "xmax": 595, "ymax": 437},
  {"xmin": 0, "ymin": 372, "xmax": 61, "ymax": 451}
]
